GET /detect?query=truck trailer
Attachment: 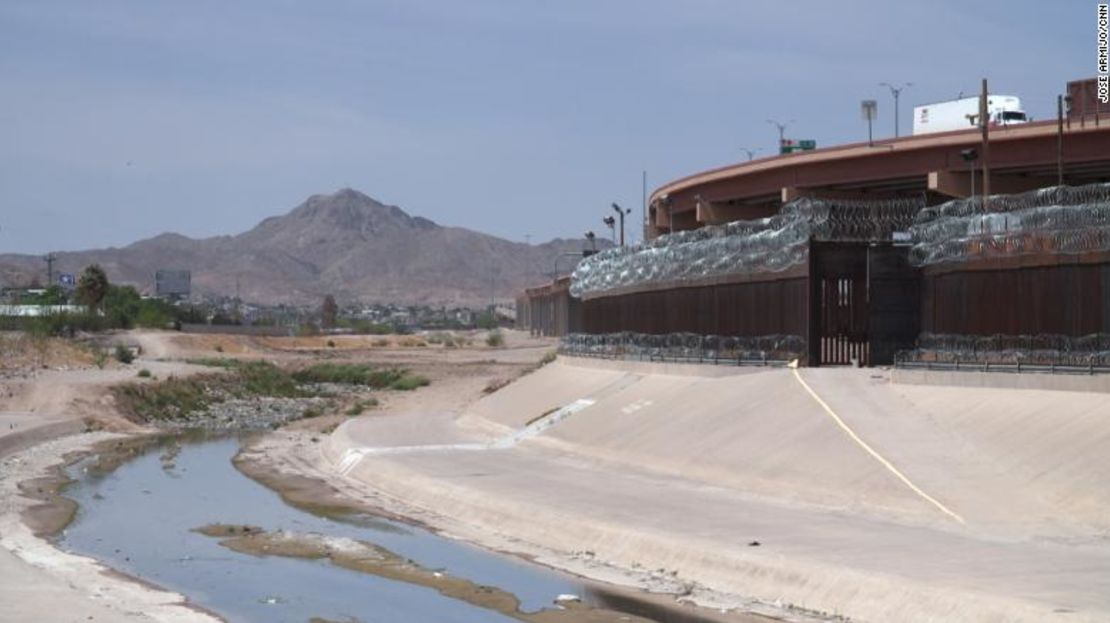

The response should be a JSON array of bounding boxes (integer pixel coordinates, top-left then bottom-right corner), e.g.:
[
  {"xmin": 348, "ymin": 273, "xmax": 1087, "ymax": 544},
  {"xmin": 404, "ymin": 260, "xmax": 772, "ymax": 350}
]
[{"xmin": 912, "ymin": 95, "xmax": 1028, "ymax": 135}]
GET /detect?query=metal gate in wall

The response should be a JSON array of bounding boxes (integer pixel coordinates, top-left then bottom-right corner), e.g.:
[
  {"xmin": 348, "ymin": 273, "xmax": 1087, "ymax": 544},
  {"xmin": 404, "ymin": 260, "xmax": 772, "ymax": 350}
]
[
  {"xmin": 810, "ymin": 242, "xmax": 922, "ymax": 367},
  {"xmin": 812, "ymin": 243, "xmax": 870, "ymax": 366}
]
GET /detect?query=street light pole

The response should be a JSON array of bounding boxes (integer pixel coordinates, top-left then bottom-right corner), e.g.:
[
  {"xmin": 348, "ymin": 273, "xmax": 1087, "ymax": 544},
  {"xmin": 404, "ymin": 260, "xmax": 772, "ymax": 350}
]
[
  {"xmin": 602, "ymin": 215, "xmax": 616, "ymax": 244},
  {"xmin": 611, "ymin": 202, "xmax": 631, "ymax": 246},
  {"xmin": 767, "ymin": 119, "xmax": 794, "ymax": 153},
  {"xmin": 739, "ymin": 147, "xmax": 759, "ymax": 161},
  {"xmin": 879, "ymin": 81, "xmax": 913, "ymax": 138}
]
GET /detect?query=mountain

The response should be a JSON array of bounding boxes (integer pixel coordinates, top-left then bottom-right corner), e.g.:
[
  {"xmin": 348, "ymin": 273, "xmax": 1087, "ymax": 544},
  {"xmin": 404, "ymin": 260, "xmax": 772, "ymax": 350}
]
[{"xmin": 0, "ymin": 189, "xmax": 610, "ymax": 306}]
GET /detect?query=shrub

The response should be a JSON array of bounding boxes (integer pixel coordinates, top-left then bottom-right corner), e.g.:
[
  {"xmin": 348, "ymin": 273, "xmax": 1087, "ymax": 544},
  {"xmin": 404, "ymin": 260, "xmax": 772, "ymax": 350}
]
[
  {"xmin": 540, "ymin": 350, "xmax": 557, "ymax": 365},
  {"xmin": 344, "ymin": 397, "xmax": 379, "ymax": 416},
  {"xmin": 326, "ymin": 339, "xmax": 336, "ymax": 348},
  {"xmin": 485, "ymin": 330, "xmax": 504, "ymax": 348},
  {"xmin": 236, "ymin": 361, "xmax": 305, "ymax": 398},
  {"xmin": 112, "ymin": 376, "xmax": 214, "ymax": 421},
  {"xmin": 185, "ymin": 357, "xmax": 240, "ymax": 368},
  {"xmin": 293, "ymin": 363, "xmax": 405, "ymax": 388},
  {"xmin": 113, "ymin": 344, "xmax": 135, "ymax": 364},
  {"xmin": 390, "ymin": 375, "xmax": 430, "ymax": 391},
  {"xmin": 111, "ymin": 361, "xmax": 313, "ymax": 422},
  {"xmin": 137, "ymin": 368, "xmax": 152, "ymax": 378}
]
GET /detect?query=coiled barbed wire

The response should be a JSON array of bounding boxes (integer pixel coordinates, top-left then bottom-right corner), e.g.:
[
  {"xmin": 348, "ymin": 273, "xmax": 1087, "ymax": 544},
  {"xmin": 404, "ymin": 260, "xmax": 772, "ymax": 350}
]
[
  {"xmin": 570, "ymin": 197, "xmax": 922, "ymax": 298},
  {"xmin": 910, "ymin": 182, "xmax": 1110, "ymax": 266},
  {"xmin": 896, "ymin": 332, "xmax": 1110, "ymax": 367},
  {"xmin": 559, "ymin": 332, "xmax": 806, "ymax": 362}
]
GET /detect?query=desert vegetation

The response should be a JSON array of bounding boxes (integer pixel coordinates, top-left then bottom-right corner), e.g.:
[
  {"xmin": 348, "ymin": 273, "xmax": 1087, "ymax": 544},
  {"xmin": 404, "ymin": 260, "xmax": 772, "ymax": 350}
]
[{"xmin": 114, "ymin": 360, "xmax": 428, "ymax": 424}]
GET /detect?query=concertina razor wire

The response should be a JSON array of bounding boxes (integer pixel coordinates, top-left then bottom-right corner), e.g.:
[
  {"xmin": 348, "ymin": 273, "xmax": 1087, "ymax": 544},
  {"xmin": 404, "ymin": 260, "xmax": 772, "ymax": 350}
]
[
  {"xmin": 569, "ymin": 182, "xmax": 1110, "ymax": 299},
  {"xmin": 569, "ymin": 197, "xmax": 922, "ymax": 298}
]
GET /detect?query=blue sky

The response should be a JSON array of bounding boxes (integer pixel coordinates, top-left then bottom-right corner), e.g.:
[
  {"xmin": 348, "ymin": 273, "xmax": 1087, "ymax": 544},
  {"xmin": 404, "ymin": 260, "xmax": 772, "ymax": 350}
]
[{"xmin": 0, "ymin": 0, "xmax": 1094, "ymax": 253}]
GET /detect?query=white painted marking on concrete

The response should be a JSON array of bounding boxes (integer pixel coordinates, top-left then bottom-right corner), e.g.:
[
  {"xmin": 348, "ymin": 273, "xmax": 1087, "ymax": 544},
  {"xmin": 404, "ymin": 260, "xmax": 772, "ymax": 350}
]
[
  {"xmin": 491, "ymin": 399, "xmax": 594, "ymax": 449},
  {"xmin": 791, "ymin": 368, "xmax": 966, "ymax": 525},
  {"xmin": 620, "ymin": 399, "xmax": 653, "ymax": 414},
  {"xmin": 336, "ymin": 399, "xmax": 596, "ymax": 476}
]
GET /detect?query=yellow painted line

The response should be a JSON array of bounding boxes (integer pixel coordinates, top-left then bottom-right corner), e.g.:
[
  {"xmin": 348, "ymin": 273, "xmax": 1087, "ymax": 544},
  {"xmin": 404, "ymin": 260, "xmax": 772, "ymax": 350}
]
[{"xmin": 791, "ymin": 368, "xmax": 966, "ymax": 525}]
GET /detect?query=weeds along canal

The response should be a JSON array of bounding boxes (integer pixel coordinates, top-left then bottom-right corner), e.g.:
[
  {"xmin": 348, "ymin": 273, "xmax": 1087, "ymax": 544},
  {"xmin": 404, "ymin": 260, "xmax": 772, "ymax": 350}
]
[{"xmin": 56, "ymin": 434, "xmax": 728, "ymax": 623}]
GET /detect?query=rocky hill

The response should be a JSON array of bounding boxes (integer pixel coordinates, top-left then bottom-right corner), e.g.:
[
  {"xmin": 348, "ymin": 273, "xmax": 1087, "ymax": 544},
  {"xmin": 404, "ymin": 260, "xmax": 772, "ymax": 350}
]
[{"xmin": 0, "ymin": 189, "xmax": 608, "ymax": 306}]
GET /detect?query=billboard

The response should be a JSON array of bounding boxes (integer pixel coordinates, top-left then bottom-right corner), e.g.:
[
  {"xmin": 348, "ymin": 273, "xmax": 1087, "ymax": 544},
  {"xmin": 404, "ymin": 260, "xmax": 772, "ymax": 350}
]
[{"xmin": 155, "ymin": 269, "xmax": 191, "ymax": 297}]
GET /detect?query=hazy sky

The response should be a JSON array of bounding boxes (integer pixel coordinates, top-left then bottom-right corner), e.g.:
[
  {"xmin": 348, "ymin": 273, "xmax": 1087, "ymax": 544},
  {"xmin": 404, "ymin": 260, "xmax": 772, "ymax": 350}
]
[{"xmin": 0, "ymin": 0, "xmax": 1094, "ymax": 253}]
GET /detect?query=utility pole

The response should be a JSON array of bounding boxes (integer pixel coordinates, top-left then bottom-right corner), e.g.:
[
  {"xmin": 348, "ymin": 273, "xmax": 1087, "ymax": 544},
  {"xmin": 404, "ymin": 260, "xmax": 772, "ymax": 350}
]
[
  {"xmin": 43, "ymin": 253, "xmax": 57, "ymax": 287},
  {"xmin": 961, "ymin": 148, "xmax": 978, "ymax": 200},
  {"xmin": 879, "ymin": 82, "xmax": 912, "ymax": 138},
  {"xmin": 979, "ymin": 78, "xmax": 991, "ymax": 203},
  {"xmin": 739, "ymin": 147, "xmax": 760, "ymax": 161},
  {"xmin": 767, "ymin": 119, "xmax": 794, "ymax": 153},
  {"xmin": 641, "ymin": 170, "xmax": 647, "ymax": 245},
  {"xmin": 1057, "ymin": 94, "xmax": 1065, "ymax": 187}
]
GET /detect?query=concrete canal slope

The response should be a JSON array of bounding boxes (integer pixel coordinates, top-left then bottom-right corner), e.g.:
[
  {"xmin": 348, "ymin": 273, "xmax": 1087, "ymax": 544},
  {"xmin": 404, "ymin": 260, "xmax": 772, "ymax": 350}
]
[{"xmin": 323, "ymin": 357, "xmax": 1110, "ymax": 623}]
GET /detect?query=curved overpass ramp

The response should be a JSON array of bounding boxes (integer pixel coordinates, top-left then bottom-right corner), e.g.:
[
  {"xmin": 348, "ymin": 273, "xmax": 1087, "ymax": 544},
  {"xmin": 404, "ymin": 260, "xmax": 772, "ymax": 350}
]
[{"xmin": 649, "ymin": 121, "xmax": 1110, "ymax": 235}]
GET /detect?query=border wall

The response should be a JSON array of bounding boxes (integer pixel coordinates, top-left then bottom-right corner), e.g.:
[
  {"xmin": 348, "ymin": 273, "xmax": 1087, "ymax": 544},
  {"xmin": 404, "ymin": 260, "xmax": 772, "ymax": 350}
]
[
  {"xmin": 515, "ymin": 277, "xmax": 580, "ymax": 337},
  {"xmin": 519, "ymin": 184, "xmax": 1110, "ymax": 369}
]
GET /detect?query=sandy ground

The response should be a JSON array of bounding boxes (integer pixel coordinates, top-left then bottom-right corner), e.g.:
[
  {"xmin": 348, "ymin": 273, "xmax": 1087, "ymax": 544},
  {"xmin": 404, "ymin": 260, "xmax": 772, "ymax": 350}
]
[
  {"xmin": 238, "ymin": 343, "xmax": 1110, "ymax": 623},
  {"xmin": 0, "ymin": 332, "xmax": 220, "ymax": 623},
  {"xmin": 0, "ymin": 328, "xmax": 552, "ymax": 623}
]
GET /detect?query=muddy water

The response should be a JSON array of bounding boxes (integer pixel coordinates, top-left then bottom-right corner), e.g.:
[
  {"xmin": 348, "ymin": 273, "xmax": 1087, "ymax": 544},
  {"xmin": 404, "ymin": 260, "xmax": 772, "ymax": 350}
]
[{"xmin": 59, "ymin": 436, "xmax": 606, "ymax": 623}]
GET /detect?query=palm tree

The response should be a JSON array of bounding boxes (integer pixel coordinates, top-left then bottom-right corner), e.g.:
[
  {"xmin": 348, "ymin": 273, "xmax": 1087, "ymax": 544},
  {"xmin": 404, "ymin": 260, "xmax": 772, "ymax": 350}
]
[{"xmin": 76, "ymin": 264, "xmax": 109, "ymax": 310}]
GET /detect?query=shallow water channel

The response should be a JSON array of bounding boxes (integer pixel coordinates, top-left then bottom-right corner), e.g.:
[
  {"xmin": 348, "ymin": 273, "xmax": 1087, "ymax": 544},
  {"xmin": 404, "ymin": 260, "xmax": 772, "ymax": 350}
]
[
  {"xmin": 58, "ymin": 435, "xmax": 711, "ymax": 623},
  {"xmin": 59, "ymin": 435, "xmax": 588, "ymax": 622}
]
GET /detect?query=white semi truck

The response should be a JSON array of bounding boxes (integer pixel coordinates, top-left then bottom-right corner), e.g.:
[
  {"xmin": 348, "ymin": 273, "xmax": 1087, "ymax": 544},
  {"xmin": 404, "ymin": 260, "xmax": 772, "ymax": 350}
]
[{"xmin": 912, "ymin": 95, "xmax": 1029, "ymax": 135}]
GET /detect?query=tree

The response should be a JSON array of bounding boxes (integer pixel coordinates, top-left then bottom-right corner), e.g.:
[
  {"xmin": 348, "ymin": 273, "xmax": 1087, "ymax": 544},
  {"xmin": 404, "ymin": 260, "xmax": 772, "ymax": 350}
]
[
  {"xmin": 75, "ymin": 265, "xmax": 109, "ymax": 310},
  {"xmin": 321, "ymin": 294, "xmax": 338, "ymax": 329}
]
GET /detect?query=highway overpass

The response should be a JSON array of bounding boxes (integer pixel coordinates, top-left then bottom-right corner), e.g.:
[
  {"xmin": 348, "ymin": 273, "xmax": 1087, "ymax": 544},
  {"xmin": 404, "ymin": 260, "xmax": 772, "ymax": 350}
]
[{"xmin": 649, "ymin": 118, "xmax": 1110, "ymax": 237}]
